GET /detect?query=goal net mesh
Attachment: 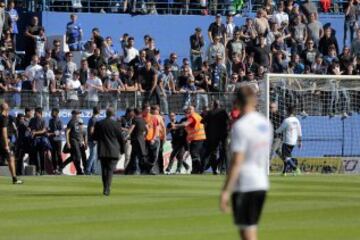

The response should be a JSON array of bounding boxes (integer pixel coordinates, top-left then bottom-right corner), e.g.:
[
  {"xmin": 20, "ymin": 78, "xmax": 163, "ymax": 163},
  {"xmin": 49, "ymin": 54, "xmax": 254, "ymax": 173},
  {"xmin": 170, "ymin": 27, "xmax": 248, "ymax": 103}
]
[{"xmin": 263, "ymin": 74, "xmax": 360, "ymax": 162}]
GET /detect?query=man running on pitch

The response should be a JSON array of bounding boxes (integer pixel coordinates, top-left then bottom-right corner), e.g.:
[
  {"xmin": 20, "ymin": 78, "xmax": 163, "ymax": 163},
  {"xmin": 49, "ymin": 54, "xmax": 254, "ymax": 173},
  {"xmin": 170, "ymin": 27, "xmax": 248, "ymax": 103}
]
[{"xmin": 220, "ymin": 85, "xmax": 273, "ymax": 240}]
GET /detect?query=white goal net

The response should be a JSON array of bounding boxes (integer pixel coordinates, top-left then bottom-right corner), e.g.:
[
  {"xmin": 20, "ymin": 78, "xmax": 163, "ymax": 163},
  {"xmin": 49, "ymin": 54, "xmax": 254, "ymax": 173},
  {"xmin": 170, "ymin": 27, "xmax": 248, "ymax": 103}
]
[{"xmin": 263, "ymin": 74, "xmax": 360, "ymax": 173}]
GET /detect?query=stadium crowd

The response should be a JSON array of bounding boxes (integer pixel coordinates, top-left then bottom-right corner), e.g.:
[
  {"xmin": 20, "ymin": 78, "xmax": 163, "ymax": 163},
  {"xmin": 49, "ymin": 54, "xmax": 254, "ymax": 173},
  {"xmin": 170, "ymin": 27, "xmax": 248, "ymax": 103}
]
[{"xmin": 0, "ymin": 0, "xmax": 359, "ymax": 176}]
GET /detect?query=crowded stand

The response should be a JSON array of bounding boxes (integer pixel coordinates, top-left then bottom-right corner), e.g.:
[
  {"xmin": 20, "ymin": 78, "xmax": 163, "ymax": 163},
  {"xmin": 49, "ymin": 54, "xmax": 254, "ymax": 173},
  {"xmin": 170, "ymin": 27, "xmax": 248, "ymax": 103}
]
[{"xmin": 0, "ymin": 0, "xmax": 359, "ymax": 177}]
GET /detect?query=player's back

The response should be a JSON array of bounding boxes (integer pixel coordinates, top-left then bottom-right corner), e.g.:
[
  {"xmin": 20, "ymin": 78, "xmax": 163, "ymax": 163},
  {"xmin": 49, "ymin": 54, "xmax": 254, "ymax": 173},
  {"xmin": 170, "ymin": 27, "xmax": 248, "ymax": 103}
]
[
  {"xmin": 231, "ymin": 112, "xmax": 273, "ymax": 193},
  {"xmin": 281, "ymin": 116, "xmax": 302, "ymax": 146}
]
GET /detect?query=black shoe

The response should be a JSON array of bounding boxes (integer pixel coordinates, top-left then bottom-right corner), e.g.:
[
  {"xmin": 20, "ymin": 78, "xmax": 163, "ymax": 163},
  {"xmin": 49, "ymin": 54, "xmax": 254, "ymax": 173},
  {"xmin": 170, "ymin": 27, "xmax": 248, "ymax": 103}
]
[
  {"xmin": 103, "ymin": 189, "xmax": 110, "ymax": 196},
  {"xmin": 13, "ymin": 179, "xmax": 24, "ymax": 184}
]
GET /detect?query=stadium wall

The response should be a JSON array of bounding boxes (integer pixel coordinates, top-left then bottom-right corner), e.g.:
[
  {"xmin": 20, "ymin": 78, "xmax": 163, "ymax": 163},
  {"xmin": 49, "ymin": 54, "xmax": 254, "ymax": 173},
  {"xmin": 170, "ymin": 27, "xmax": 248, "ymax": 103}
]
[{"xmin": 40, "ymin": 12, "xmax": 346, "ymax": 60}]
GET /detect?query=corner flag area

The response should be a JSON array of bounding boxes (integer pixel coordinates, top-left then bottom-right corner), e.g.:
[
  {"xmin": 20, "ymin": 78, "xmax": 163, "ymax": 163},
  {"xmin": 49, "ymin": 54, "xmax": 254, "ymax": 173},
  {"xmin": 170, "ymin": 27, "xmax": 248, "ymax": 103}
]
[{"xmin": 1, "ymin": 175, "xmax": 359, "ymax": 240}]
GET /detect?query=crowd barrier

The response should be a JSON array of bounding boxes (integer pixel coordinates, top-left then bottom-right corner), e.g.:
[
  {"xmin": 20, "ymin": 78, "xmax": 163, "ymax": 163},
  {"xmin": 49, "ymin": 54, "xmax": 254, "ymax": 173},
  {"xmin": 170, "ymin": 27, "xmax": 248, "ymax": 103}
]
[{"xmin": 0, "ymin": 91, "xmax": 236, "ymax": 113}]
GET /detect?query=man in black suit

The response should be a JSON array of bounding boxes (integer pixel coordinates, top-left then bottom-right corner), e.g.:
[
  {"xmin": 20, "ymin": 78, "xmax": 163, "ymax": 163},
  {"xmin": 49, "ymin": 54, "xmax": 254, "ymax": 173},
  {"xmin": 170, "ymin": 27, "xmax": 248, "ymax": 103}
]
[{"xmin": 93, "ymin": 108, "xmax": 124, "ymax": 196}]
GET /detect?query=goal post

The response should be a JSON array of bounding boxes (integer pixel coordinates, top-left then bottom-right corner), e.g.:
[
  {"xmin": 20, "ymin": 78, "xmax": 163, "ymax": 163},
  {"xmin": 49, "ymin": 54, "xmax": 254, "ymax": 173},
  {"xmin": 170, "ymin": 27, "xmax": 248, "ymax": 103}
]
[{"xmin": 263, "ymin": 73, "xmax": 360, "ymax": 174}]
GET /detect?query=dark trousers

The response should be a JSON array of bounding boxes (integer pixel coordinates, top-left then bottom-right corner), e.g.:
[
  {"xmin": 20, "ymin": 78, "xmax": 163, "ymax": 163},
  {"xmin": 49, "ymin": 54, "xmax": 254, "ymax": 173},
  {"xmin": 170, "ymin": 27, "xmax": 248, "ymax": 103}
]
[
  {"xmin": 146, "ymin": 139, "xmax": 160, "ymax": 174},
  {"xmin": 167, "ymin": 144, "xmax": 187, "ymax": 171},
  {"xmin": 190, "ymin": 140, "xmax": 204, "ymax": 174},
  {"xmin": 126, "ymin": 140, "xmax": 147, "ymax": 174},
  {"xmin": 50, "ymin": 139, "xmax": 63, "ymax": 171},
  {"xmin": 158, "ymin": 140, "xmax": 165, "ymax": 174},
  {"xmin": 202, "ymin": 137, "xmax": 228, "ymax": 174},
  {"xmin": 100, "ymin": 158, "xmax": 118, "ymax": 194},
  {"xmin": 69, "ymin": 140, "xmax": 83, "ymax": 174}
]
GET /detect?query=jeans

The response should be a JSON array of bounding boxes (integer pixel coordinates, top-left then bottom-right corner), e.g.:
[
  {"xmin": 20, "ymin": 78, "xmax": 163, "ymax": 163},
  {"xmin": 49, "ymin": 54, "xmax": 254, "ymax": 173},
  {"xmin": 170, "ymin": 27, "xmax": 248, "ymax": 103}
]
[
  {"xmin": 330, "ymin": 89, "xmax": 351, "ymax": 115},
  {"xmin": 190, "ymin": 54, "xmax": 202, "ymax": 71},
  {"xmin": 86, "ymin": 141, "xmax": 98, "ymax": 174},
  {"xmin": 35, "ymin": 92, "xmax": 49, "ymax": 111},
  {"xmin": 344, "ymin": 21, "xmax": 356, "ymax": 46},
  {"xmin": 160, "ymin": 94, "xmax": 169, "ymax": 115},
  {"xmin": 195, "ymin": 93, "xmax": 209, "ymax": 112},
  {"xmin": 86, "ymin": 100, "xmax": 99, "ymax": 109}
]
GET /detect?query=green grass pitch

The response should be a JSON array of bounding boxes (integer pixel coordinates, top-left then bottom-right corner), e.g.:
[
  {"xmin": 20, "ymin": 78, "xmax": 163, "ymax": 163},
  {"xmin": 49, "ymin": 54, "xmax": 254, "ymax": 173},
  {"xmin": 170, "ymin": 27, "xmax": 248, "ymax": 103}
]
[{"xmin": 0, "ymin": 175, "xmax": 360, "ymax": 240}]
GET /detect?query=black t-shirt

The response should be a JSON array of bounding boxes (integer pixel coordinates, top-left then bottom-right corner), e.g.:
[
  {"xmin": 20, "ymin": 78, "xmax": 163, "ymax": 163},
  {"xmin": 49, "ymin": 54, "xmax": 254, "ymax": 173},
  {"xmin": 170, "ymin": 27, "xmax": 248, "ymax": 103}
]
[
  {"xmin": 0, "ymin": 114, "xmax": 8, "ymax": 148},
  {"xmin": 167, "ymin": 118, "xmax": 187, "ymax": 146},
  {"xmin": 123, "ymin": 75, "xmax": 136, "ymax": 87},
  {"xmin": 29, "ymin": 117, "xmax": 46, "ymax": 136},
  {"xmin": 252, "ymin": 46, "xmax": 270, "ymax": 67},
  {"xmin": 67, "ymin": 118, "xmax": 82, "ymax": 142},
  {"xmin": 138, "ymin": 67, "xmax": 156, "ymax": 91},
  {"xmin": 87, "ymin": 116, "xmax": 98, "ymax": 142},
  {"xmin": 130, "ymin": 116, "xmax": 146, "ymax": 142},
  {"xmin": 208, "ymin": 22, "xmax": 226, "ymax": 39},
  {"xmin": 202, "ymin": 109, "xmax": 229, "ymax": 140},
  {"xmin": 94, "ymin": 35, "xmax": 104, "ymax": 50}
]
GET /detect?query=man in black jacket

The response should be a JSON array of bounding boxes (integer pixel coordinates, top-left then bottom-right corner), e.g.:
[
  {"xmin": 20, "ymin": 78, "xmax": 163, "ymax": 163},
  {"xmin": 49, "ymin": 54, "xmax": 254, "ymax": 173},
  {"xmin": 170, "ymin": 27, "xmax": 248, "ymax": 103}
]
[{"xmin": 93, "ymin": 108, "xmax": 124, "ymax": 196}]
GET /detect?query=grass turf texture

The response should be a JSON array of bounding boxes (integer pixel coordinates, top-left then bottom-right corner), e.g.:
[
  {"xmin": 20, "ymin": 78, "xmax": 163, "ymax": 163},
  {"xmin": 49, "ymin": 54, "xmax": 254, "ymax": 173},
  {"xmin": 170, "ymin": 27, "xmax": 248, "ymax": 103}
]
[{"xmin": 0, "ymin": 175, "xmax": 360, "ymax": 240}]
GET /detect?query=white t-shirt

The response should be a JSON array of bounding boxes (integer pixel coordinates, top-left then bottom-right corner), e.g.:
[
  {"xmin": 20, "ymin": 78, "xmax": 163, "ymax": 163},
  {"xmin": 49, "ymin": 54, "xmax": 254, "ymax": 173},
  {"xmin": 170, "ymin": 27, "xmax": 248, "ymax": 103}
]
[
  {"xmin": 25, "ymin": 64, "xmax": 43, "ymax": 82},
  {"xmin": 273, "ymin": 12, "xmax": 289, "ymax": 26},
  {"xmin": 276, "ymin": 116, "xmax": 302, "ymax": 146},
  {"xmin": 231, "ymin": 112, "xmax": 273, "ymax": 192},
  {"xmin": 124, "ymin": 47, "xmax": 139, "ymax": 64},
  {"xmin": 66, "ymin": 79, "xmax": 82, "ymax": 100},
  {"xmin": 86, "ymin": 77, "xmax": 102, "ymax": 102}
]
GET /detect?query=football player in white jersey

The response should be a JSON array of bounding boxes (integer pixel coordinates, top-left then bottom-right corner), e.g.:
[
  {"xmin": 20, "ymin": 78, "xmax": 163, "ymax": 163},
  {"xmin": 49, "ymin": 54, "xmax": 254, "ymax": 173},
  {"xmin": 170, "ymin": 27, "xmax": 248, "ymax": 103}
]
[
  {"xmin": 276, "ymin": 105, "xmax": 302, "ymax": 176},
  {"xmin": 220, "ymin": 85, "xmax": 273, "ymax": 240}
]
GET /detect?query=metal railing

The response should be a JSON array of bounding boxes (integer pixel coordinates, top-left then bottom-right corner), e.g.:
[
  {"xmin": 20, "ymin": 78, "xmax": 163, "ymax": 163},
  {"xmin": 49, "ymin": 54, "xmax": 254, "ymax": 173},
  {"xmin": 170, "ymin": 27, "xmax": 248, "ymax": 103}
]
[
  {"xmin": 15, "ymin": 0, "xmax": 347, "ymax": 15},
  {"xmin": 0, "ymin": 91, "xmax": 236, "ymax": 113}
]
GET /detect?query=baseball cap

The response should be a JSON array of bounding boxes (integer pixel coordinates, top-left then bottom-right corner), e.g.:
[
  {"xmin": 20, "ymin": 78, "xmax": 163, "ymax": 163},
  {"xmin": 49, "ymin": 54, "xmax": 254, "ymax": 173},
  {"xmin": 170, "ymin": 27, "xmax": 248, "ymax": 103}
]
[
  {"xmin": 216, "ymin": 13, "xmax": 221, "ymax": 18},
  {"xmin": 195, "ymin": 27, "xmax": 202, "ymax": 32}
]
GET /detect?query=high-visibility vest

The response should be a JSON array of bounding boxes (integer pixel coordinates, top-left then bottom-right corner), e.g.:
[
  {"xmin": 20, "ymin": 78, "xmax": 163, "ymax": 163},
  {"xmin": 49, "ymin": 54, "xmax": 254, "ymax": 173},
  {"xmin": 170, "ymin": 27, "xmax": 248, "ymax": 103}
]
[
  {"xmin": 186, "ymin": 112, "xmax": 206, "ymax": 142},
  {"xmin": 144, "ymin": 113, "xmax": 157, "ymax": 141}
]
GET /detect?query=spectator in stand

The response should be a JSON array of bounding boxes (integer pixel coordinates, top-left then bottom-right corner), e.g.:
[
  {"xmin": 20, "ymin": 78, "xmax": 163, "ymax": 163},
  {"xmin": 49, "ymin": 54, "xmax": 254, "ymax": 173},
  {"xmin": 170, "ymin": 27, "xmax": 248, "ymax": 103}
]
[
  {"xmin": 208, "ymin": 14, "xmax": 227, "ymax": 44},
  {"xmin": 85, "ymin": 69, "xmax": 103, "ymax": 108},
  {"xmin": 62, "ymin": 52, "xmax": 77, "ymax": 82},
  {"xmin": 273, "ymin": 1, "xmax": 289, "ymax": 26},
  {"xmin": 245, "ymin": 53, "xmax": 259, "ymax": 74},
  {"xmin": 98, "ymin": 64, "xmax": 110, "ymax": 83},
  {"xmin": 47, "ymin": 108, "xmax": 64, "ymax": 174},
  {"xmin": 138, "ymin": 59, "xmax": 159, "ymax": 105},
  {"xmin": 239, "ymin": 18, "xmax": 257, "ymax": 47},
  {"xmin": 123, "ymin": 67, "xmax": 138, "ymax": 91},
  {"xmin": 24, "ymin": 16, "xmax": 42, "ymax": 66},
  {"xmin": 124, "ymin": 37, "xmax": 139, "ymax": 64},
  {"xmin": 159, "ymin": 63, "xmax": 176, "ymax": 94},
  {"xmin": 324, "ymin": 45, "xmax": 339, "ymax": 65},
  {"xmin": 311, "ymin": 53, "xmax": 327, "ymax": 74},
  {"xmin": 104, "ymin": 71, "xmax": 124, "ymax": 110},
  {"xmin": 79, "ymin": 58, "xmax": 90, "ymax": 85},
  {"xmin": 143, "ymin": 37, "xmax": 158, "ymax": 64},
  {"xmin": 82, "ymin": 41, "xmax": 97, "ymax": 59},
  {"xmin": 8, "ymin": 74, "xmax": 21, "ymax": 108},
  {"xmin": 290, "ymin": 14, "xmax": 307, "ymax": 54},
  {"xmin": 351, "ymin": 29, "xmax": 360, "ymax": 56},
  {"xmin": 344, "ymin": 0, "xmax": 359, "ymax": 46},
  {"xmin": 319, "ymin": 27, "xmax": 339, "ymax": 55},
  {"xmin": 251, "ymin": 35, "xmax": 271, "ymax": 69},
  {"xmin": 307, "ymin": 13, "xmax": 324, "ymax": 47},
  {"xmin": 25, "ymin": 54, "xmax": 42, "ymax": 82},
  {"xmin": 254, "ymin": 9, "xmax": 270, "ymax": 36},
  {"xmin": 34, "ymin": 27, "xmax": 46, "ymax": 58},
  {"xmin": 7, "ymin": 1, "xmax": 18, "ymax": 50},
  {"xmin": 92, "ymin": 27, "xmax": 105, "ymax": 51},
  {"xmin": 339, "ymin": 46, "xmax": 353, "ymax": 71},
  {"xmin": 302, "ymin": 39, "xmax": 319, "ymax": 67},
  {"xmin": 190, "ymin": 27, "xmax": 205, "ymax": 71},
  {"xmin": 42, "ymin": 49, "xmax": 58, "ymax": 71},
  {"xmin": 66, "ymin": 14, "xmax": 83, "ymax": 51},
  {"xmin": 103, "ymin": 36, "xmax": 119, "ymax": 64},
  {"xmin": 87, "ymin": 48, "xmax": 106, "ymax": 70},
  {"xmin": 290, "ymin": 53, "xmax": 305, "ymax": 74},
  {"xmin": 231, "ymin": 54, "xmax": 245, "ymax": 75},
  {"xmin": 208, "ymin": 35, "xmax": 225, "ymax": 65},
  {"xmin": 129, "ymin": 49, "xmax": 147, "ymax": 76},
  {"xmin": 210, "ymin": 55, "xmax": 227, "ymax": 92},
  {"xmin": 51, "ymin": 39, "xmax": 65, "ymax": 66},
  {"xmin": 272, "ymin": 50, "xmax": 288, "ymax": 73},
  {"xmin": 226, "ymin": 30, "xmax": 245, "ymax": 74},
  {"xmin": 86, "ymin": 106, "xmax": 100, "ymax": 175},
  {"xmin": 301, "ymin": 0, "xmax": 318, "ymax": 21},
  {"xmin": 225, "ymin": 14, "xmax": 236, "ymax": 41},
  {"xmin": 164, "ymin": 53, "xmax": 180, "ymax": 81},
  {"xmin": 66, "ymin": 70, "xmax": 82, "ymax": 109}
]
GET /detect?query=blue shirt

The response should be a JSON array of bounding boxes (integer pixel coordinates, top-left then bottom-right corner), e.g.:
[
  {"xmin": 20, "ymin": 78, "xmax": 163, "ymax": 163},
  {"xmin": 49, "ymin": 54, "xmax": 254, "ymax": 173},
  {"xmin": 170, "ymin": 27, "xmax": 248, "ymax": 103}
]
[
  {"xmin": 66, "ymin": 21, "xmax": 82, "ymax": 43},
  {"xmin": 7, "ymin": 9, "xmax": 18, "ymax": 34}
]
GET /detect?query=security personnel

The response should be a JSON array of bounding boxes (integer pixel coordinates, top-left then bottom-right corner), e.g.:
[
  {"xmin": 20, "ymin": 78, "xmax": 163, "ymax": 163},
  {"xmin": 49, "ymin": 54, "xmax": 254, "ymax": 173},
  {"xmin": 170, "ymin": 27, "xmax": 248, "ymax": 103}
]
[
  {"xmin": 174, "ymin": 106, "xmax": 206, "ymax": 174},
  {"xmin": 142, "ymin": 104, "xmax": 160, "ymax": 174}
]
